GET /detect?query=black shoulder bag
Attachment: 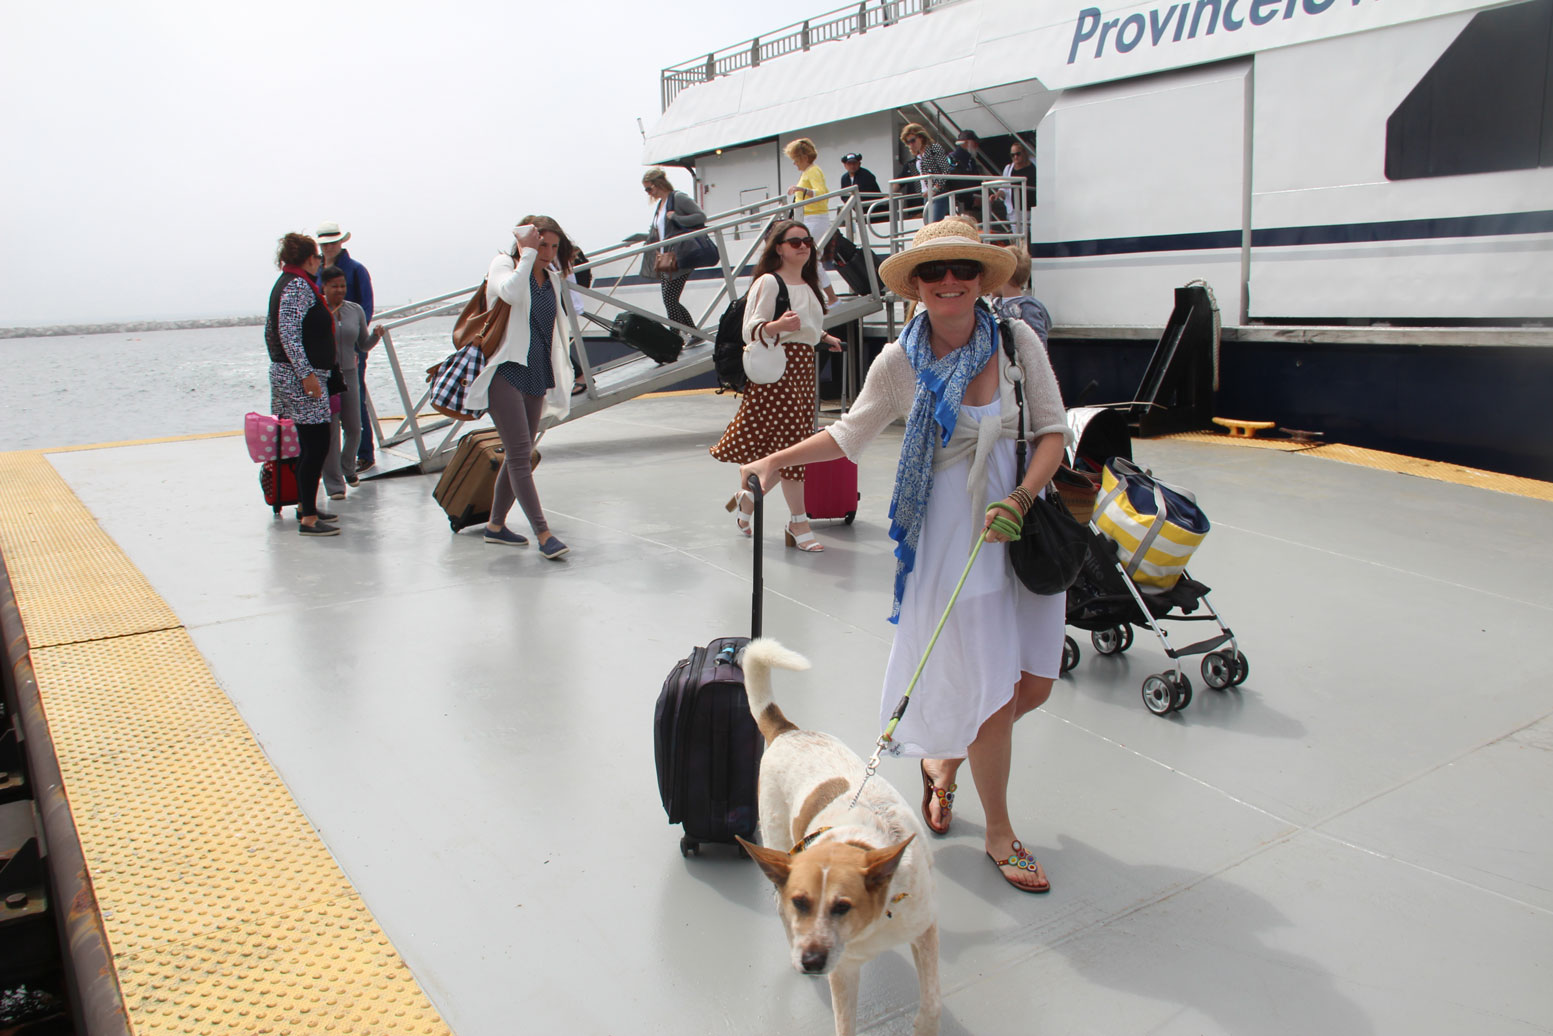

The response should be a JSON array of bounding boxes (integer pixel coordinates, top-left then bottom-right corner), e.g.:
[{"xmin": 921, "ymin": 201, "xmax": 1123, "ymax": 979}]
[{"xmin": 1000, "ymin": 317, "xmax": 1089, "ymax": 595}]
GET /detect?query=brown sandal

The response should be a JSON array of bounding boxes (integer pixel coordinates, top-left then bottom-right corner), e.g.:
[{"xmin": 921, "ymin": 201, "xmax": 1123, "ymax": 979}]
[
  {"xmin": 987, "ymin": 839, "xmax": 1051, "ymax": 894},
  {"xmin": 919, "ymin": 761, "xmax": 955, "ymax": 836}
]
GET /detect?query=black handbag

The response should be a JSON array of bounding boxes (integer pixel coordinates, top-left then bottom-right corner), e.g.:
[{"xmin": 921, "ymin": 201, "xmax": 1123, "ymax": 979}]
[{"xmin": 1000, "ymin": 317, "xmax": 1089, "ymax": 595}]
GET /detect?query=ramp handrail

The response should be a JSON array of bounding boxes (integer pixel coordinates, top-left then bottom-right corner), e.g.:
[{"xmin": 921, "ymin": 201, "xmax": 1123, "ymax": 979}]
[{"xmin": 365, "ymin": 186, "xmax": 888, "ymax": 471}]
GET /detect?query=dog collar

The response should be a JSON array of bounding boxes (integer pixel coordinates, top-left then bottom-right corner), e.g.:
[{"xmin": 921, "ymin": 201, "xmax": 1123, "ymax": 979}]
[{"xmin": 789, "ymin": 827, "xmax": 833, "ymax": 855}]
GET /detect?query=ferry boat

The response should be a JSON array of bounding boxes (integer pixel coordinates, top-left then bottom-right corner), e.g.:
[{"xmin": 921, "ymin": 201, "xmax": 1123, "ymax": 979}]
[
  {"xmin": 2, "ymin": 3, "xmax": 1550, "ymax": 1034},
  {"xmin": 631, "ymin": 0, "xmax": 1552, "ymax": 478}
]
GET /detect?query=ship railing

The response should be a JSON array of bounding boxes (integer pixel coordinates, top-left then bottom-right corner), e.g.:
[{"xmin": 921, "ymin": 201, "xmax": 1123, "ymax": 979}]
[
  {"xmin": 872, "ymin": 172, "xmax": 1030, "ymax": 251},
  {"xmin": 843, "ymin": 173, "xmax": 1030, "ymax": 340},
  {"xmin": 363, "ymin": 186, "xmax": 886, "ymax": 473},
  {"xmin": 660, "ymin": 0, "xmax": 954, "ymax": 110}
]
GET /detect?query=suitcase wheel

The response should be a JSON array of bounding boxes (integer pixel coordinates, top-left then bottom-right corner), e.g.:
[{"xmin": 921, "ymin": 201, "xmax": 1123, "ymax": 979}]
[
  {"xmin": 679, "ymin": 836, "xmax": 700, "ymax": 858},
  {"xmin": 844, "ymin": 510, "xmax": 856, "ymax": 526}
]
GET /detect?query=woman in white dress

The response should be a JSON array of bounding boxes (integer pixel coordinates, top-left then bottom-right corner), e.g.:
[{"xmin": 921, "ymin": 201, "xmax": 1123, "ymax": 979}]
[{"xmin": 741, "ymin": 220, "xmax": 1071, "ymax": 893}]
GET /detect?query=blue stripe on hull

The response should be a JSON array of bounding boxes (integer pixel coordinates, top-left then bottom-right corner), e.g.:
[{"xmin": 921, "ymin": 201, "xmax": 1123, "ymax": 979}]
[{"xmin": 1032, "ymin": 210, "xmax": 1553, "ymax": 259}]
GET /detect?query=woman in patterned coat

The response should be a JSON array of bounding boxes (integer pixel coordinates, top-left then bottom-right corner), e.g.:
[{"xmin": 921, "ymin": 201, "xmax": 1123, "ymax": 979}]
[
  {"xmin": 709, "ymin": 219, "xmax": 842, "ymax": 552},
  {"xmin": 265, "ymin": 232, "xmax": 339, "ymax": 536}
]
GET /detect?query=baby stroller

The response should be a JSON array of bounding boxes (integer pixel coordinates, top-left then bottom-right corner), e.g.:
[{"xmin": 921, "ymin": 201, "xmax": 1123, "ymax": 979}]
[{"xmin": 1056, "ymin": 407, "xmax": 1249, "ymax": 716}]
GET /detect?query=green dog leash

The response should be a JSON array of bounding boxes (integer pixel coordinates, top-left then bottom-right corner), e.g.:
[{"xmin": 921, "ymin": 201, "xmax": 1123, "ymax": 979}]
[{"xmin": 850, "ymin": 504, "xmax": 1024, "ymax": 807}]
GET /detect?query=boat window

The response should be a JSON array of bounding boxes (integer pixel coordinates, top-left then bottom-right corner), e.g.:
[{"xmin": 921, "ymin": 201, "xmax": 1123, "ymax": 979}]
[{"xmin": 1385, "ymin": 0, "xmax": 1553, "ymax": 180}]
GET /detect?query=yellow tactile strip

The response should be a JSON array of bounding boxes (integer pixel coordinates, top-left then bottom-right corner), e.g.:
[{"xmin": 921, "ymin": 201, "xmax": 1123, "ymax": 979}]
[
  {"xmin": 1161, "ymin": 431, "xmax": 1317, "ymax": 452},
  {"xmin": 1162, "ymin": 432, "xmax": 1553, "ymax": 501},
  {"xmin": 1301, "ymin": 443, "xmax": 1553, "ymax": 501},
  {"xmin": 0, "ymin": 451, "xmax": 179, "ymax": 647},
  {"xmin": 1, "ymin": 450, "xmax": 451, "ymax": 1035}
]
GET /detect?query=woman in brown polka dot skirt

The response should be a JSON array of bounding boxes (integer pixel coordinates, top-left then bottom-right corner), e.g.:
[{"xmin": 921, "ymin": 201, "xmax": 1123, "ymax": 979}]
[{"xmin": 710, "ymin": 219, "xmax": 843, "ymax": 551}]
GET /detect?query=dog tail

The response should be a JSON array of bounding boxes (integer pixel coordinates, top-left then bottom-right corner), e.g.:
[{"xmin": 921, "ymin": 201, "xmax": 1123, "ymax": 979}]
[{"xmin": 740, "ymin": 638, "xmax": 810, "ymax": 745}]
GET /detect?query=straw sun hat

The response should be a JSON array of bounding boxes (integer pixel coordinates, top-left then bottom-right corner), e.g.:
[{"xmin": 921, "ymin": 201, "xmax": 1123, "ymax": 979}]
[{"xmin": 878, "ymin": 219, "xmax": 1015, "ymax": 301}]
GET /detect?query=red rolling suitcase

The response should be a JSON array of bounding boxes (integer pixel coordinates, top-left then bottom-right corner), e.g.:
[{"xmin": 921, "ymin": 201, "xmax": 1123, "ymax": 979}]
[
  {"xmin": 260, "ymin": 459, "xmax": 298, "ymax": 514},
  {"xmin": 803, "ymin": 456, "xmax": 859, "ymax": 524}
]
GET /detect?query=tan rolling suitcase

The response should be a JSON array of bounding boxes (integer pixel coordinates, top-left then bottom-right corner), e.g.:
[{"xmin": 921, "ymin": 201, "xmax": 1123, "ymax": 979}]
[{"xmin": 433, "ymin": 429, "xmax": 505, "ymax": 531}]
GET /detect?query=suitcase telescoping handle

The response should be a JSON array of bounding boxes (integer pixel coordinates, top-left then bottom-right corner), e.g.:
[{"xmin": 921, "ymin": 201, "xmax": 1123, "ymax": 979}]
[{"xmin": 748, "ymin": 473, "xmax": 763, "ymax": 639}]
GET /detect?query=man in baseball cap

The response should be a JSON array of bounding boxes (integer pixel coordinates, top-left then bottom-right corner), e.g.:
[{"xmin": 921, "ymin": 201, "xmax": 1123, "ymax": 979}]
[{"xmin": 839, "ymin": 152, "xmax": 881, "ymax": 196}]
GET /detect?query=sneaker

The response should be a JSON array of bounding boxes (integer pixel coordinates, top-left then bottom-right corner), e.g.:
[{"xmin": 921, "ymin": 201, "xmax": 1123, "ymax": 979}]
[
  {"xmin": 539, "ymin": 535, "xmax": 570, "ymax": 560},
  {"xmin": 483, "ymin": 525, "xmax": 530, "ymax": 547},
  {"xmin": 297, "ymin": 510, "xmax": 338, "ymax": 522},
  {"xmin": 328, "ymin": 490, "xmax": 347, "ymax": 500},
  {"xmin": 299, "ymin": 521, "xmax": 340, "ymax": 537},
  {"xmin": 346, "ymin": 475, "xmax": 360, "ymax": 487},
  {"xmin": 356, "ymin": 458, "xmax": 375, "ymax": 472}
]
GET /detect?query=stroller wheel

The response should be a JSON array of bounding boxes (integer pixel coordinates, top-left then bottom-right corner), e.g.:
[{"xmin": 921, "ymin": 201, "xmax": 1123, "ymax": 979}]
[
  {"xmin": 1093, "ymin": 626, "xmax": 1128, "ymax": 656},
  {"xmin": 1170, "ymin": 673, "xmax": 1193, "ymax": 711},
  {"xmin": 1142, "ymin": 675, "xmax": 1175, "ymax": 716},
  {"xmin": 1202, "ymin": 651, "xmax": 1236, "ymax": 690},
  {"xmin": 1061, "ymin": 636, "xmax": 1080, "ymax": 674},
  {"xmin": 1230, "ymin": 651, "xmax": 1250, "ymax": 686}
]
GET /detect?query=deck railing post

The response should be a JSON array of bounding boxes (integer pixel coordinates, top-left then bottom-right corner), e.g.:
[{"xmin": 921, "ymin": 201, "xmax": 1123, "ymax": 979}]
[
  {"xmin": 705, "ymin": 53, "xmax": 715, "ymax": 81},
  {"xmin": 751, "ymin": 36, "xmax": 760, "ymax": 67},
  {"xmin": 802, "ymin": 20, "xmax": 811, "ymax": 50},
  {"xmin": 375, "ymin": 327, "xmax": 430, "ymax": 466},
  {"xmin": 858, "ymin": 2, "xmax": 868, "ymax": 32}
]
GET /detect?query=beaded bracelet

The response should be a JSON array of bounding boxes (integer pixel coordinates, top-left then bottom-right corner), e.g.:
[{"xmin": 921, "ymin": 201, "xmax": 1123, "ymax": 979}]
[{"xmin": 1008, "ymin": 486, "xmax": 1035, "ymax": 515}]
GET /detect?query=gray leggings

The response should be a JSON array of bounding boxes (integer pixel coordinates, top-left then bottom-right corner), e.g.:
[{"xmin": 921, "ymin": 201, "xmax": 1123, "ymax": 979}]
[
  {"xmin": 487, "ymin": 375, "xmax": 548, "ymax": 535},
  {"xmin": 322, "ymin": 370, "xmax": 362, "ymax": 494}
]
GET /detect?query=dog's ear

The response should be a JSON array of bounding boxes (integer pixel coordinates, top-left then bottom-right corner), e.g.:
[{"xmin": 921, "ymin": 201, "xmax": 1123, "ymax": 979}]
[
  {"xmin": 862, "ymin": 834, "xmax": 915, "ymax": 894},
  {"xmin": 738, "ymin": 837, "xmax": 792, "ymax": 887}
]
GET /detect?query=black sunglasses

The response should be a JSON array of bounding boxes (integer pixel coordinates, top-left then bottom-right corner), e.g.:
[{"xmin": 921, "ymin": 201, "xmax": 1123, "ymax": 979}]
[
  {"xmin": 779, "ymin": 236, "xmax": 813, "ymax": 249},
  {"xmin": 913, "ymin": 260, "xmax": 982, "ymax": 282}
]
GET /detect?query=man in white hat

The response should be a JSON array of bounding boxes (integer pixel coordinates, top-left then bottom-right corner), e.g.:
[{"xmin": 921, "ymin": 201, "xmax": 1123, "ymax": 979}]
[{"xmin": 315, "ymin": 221, "xmax": 377, "ymax": 470}]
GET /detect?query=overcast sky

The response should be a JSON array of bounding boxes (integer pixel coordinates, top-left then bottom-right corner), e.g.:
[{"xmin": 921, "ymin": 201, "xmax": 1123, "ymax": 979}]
[{"xmin": 0, "ymin": 1, "xmax": 792, "ymax": 326}]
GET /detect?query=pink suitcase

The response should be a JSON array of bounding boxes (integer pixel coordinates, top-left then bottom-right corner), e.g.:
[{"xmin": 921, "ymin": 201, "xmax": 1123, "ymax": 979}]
[{"xmin": 803, "ymin": 456, "xmax": 859, "ymax": 524}]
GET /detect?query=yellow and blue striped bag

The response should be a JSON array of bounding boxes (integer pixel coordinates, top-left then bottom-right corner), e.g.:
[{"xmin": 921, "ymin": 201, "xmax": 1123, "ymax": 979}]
[{"xmin": 1094, "ymin": 458, "xmax": 1209, "ymax": 591}]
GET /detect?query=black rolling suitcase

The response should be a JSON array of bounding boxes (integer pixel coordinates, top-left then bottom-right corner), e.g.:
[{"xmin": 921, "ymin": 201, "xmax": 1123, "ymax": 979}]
[
  {"xmin": 654, "ymin": 476, "xmax": 766, "ymax": 857},
  {"xmin": 612, "ymin": 312, "xmax": 683, "ymax": 365}
]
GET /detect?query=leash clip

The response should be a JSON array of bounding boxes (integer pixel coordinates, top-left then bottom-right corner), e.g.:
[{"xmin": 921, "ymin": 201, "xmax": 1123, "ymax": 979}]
[{"xmin": 850, "ymin": 737, "xmax": 888, "ymax": 808}]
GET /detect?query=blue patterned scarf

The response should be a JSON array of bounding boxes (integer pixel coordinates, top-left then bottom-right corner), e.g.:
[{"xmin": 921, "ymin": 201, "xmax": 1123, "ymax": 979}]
[{"xmin": 886, "ymin": 305, "xmax": 997, "ymax": 621}]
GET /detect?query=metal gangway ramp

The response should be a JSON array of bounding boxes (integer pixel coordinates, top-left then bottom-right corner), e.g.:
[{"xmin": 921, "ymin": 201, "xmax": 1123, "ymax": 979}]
[{"xmin": 361, "ymin": 187, "xmax": 887, "ymax": 474}]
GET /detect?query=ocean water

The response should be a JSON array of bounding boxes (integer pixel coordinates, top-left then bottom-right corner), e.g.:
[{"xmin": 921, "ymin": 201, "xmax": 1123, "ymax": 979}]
[{"xmin": 0, "ymin": 317, "xmax": 460, "ymax": 452}]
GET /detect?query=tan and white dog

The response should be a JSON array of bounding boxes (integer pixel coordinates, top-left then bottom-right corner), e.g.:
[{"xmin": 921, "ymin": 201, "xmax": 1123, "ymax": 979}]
[{"xmin": 736, "ymin": 639, "xmax": 940, "ymax": 1036}]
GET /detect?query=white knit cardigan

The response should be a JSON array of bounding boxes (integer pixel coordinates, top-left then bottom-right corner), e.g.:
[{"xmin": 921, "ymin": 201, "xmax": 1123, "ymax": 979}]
[{"xmin": 462, "ymin": 247, "xmax": 575, "ymax": 428}]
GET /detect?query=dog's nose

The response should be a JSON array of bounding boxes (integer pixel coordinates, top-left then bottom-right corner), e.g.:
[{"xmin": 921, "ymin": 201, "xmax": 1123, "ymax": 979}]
[{"xmin": 801, "ymin": 948, "xmax": 829, "ymax": 973}]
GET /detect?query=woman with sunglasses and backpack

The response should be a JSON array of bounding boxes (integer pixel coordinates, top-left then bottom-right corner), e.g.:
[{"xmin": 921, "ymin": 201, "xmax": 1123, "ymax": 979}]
[
  {"xmin": 710, "ymin": 219, "xmax": 843, "ymax": 552},
  {"xmin": 740, "ymin": 220, "xmax": 1072, "ymax": 893}
]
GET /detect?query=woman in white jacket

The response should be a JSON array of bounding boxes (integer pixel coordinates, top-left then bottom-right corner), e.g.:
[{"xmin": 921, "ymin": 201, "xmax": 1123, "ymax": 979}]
[{"xmin": 462, "ymin": 217, "xmax": 577, "ymax": 560}]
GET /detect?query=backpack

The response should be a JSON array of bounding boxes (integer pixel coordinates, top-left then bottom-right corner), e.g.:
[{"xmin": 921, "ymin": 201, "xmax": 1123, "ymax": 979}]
[{"xmin": 713, "ymin": 275, "xmax": 789, "ymax": 393}]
